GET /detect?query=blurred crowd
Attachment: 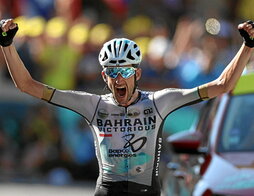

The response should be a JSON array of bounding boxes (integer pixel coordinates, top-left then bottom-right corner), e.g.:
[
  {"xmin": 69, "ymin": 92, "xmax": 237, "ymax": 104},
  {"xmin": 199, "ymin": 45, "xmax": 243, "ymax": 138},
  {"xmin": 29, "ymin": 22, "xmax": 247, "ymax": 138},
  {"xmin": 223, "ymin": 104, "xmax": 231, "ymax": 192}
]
[{"xmin": 0, "ymin": 0, "xmax": 254, "ymax": 185}]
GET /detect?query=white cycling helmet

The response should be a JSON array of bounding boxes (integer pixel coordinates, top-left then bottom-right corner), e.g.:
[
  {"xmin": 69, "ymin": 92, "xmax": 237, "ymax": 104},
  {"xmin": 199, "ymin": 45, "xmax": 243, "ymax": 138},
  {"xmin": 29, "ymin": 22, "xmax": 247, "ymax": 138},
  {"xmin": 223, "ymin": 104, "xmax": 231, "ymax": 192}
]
[{"xmin": 99, "ymin": 38, "xmax": 142, "ymax": 67}]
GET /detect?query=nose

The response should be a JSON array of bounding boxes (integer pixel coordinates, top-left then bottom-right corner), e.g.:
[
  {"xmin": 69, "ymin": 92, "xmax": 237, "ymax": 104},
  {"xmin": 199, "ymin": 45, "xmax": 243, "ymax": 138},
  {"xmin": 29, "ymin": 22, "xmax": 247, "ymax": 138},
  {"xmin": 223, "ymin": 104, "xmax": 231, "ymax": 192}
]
[{"xmin": 115, "ymin": 73, "xmax": 124, "ymax": 84}]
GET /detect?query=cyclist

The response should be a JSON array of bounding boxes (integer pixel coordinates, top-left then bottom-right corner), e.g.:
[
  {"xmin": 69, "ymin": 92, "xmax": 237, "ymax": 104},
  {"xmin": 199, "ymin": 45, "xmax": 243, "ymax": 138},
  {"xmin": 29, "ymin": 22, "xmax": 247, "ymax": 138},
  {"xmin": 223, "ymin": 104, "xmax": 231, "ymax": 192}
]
[{"xmin": 1, "ymin": 19, "xmax": 254, "ymax": 196}]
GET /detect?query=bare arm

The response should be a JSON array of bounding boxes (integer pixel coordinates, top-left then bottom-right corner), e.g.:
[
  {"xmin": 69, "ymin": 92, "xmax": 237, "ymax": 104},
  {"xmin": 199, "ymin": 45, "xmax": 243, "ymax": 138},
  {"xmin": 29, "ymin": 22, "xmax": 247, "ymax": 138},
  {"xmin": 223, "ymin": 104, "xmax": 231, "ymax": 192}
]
[
  {"xmin": 0, "ymin": 19, "xmax": 52, "ymax": 100},
  {"xmin": 1, "ymin": 45, "xmax": 46, "ymax": 99},
  {"xmin": 199, "ymin": 22, "xmax": 254, "ymax": 99}
]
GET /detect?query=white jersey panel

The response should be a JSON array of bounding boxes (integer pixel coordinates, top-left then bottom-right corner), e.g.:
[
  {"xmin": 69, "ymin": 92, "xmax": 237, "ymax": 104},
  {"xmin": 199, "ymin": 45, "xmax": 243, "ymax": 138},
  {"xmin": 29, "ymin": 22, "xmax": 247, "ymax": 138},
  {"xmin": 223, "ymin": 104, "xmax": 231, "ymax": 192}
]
[
  {"xmin": 153, "ymin": 88, "xmax": 200, "ymax": 119},
  {"xmin": 50, "ymin": 90, "xmax": 100, "ymax": 122}
]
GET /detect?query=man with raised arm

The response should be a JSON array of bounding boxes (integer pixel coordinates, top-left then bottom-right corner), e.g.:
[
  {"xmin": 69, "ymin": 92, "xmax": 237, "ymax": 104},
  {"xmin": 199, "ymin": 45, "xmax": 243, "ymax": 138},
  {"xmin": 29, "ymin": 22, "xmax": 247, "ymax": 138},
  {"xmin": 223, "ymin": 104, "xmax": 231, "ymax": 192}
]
[{"xmin": 1, "ymin": 18, "xmax": 254, "ymax": 196}]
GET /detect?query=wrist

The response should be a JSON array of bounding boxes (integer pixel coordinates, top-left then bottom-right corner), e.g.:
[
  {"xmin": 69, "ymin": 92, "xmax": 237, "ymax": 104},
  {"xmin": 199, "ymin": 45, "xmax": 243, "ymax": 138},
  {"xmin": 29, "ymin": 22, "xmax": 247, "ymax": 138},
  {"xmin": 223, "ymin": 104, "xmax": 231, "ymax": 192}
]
[
  {"xmin": 244, "ymin": 42, "xmax": 254, "ymax": 48},
  {"xmin": 243, "ymin": 43, "xmax": 254, "ymax": 50}
]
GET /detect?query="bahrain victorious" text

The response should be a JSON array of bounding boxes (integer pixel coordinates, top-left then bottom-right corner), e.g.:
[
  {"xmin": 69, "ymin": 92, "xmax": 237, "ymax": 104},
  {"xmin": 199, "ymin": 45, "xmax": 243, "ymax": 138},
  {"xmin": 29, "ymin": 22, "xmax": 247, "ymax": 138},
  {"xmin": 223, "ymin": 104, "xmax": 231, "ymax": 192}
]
[{"xmin": 97, "ymin": 116, "xmax": 156, "ymax": 133}]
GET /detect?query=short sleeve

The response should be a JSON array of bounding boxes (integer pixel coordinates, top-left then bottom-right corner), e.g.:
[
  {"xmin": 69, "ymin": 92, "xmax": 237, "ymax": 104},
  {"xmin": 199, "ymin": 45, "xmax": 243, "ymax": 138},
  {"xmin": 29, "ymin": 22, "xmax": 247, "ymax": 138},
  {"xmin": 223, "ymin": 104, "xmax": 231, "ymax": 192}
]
[
  {"xmin": 153, "ymin": 88, "xmax": 201, "ymax": 119},
  {"xmin": 50, "ymin": 89, "xmax": 101, "ymax": 123}
]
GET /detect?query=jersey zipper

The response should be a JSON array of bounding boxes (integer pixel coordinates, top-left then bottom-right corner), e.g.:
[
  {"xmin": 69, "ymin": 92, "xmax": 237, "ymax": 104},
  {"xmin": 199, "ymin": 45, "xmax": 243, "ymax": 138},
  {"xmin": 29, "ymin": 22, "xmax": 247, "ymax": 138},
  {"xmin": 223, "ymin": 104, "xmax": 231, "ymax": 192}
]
[{"xmin": 124, "ymin": 106, "xmax": 130, "ymax": 181}]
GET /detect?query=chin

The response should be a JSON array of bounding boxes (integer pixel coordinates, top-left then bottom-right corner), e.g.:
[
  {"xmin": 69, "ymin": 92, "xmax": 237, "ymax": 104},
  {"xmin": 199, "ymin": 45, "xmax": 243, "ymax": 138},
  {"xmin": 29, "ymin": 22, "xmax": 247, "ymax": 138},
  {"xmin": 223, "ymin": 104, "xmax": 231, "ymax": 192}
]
[{"xmin": 115, "ymin": 96, "xmax": 129, "ymax": 106}]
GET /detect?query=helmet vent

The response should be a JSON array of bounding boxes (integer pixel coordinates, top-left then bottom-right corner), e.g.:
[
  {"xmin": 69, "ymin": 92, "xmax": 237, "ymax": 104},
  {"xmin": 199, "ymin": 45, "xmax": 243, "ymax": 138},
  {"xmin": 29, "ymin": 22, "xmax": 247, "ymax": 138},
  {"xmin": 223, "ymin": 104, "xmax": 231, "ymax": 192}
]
[
  {"xmin": 119, "ymin": 60, "xmax": 126, "ymax": 64},
  {"xmin": 136, "ymin": 51, "xmax": 140, "ymax": 56},
  {"xmin": 124, "ymin": 43, "xmax": 128, "ymax": 51},
  {"xmin": 134, "ymin": 44, "xmax": 138, "ymax": 48},
  {"xmin": 107, "ymin": 45, "xmax": 112, "ymax": 52},
  {"xmin": 103, "ymin": 52, "xmax": 108, "ymax": 61},
  {"xmin": 114, "ymin": 41, "xmax": 117, "ymax": 54},
  {"xmin": 119, "ymin": 41, "xmax": 123, "ymax": 51},
  {"xmin": 109, "ymin": 60, "xmax": 117, "ymax": 64},
  {"xmin": 127, "ymin": 51, "xmax": 135, "ymax": 60}
]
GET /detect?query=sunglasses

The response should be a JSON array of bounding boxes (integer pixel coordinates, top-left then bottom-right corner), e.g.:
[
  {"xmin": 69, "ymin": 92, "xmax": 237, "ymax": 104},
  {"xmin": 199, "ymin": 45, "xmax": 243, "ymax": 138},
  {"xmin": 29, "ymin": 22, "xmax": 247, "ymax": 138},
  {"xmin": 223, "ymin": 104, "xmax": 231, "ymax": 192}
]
[{"xmin": 104, "ymin": 67, "xmax": 136, "ymax": 79}]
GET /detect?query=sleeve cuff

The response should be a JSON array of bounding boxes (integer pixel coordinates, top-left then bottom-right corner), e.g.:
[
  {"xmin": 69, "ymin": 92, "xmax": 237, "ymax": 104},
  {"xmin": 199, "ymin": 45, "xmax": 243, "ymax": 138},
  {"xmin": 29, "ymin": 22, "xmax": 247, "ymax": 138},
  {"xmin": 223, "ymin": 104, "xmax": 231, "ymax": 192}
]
[
  {"xmin": 198, "ymin": 84, "xmax": 209, "ymax": 100},
  {"xmin": 41, "ymin": 85, "xmax": 55, "ymax": 102}
]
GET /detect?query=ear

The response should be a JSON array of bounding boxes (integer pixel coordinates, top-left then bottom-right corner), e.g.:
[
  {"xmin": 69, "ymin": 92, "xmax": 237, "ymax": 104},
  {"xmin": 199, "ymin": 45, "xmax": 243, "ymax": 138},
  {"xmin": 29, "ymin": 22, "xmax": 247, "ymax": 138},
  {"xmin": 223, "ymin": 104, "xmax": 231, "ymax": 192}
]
[
  {"xmin": 101, "ymin": 71, "xmax": 107, "ymax": 83},
  {"xmin": 135, "ymin": 68, "xmax": 142, "ymax": 81}
]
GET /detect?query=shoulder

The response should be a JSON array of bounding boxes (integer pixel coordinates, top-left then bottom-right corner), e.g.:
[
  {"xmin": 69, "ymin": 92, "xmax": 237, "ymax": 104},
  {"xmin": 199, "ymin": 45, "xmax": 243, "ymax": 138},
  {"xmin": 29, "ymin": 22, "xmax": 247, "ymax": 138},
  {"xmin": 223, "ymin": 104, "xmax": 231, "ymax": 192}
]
[
  {"xmin": 51, "ymin": 89, "xmax": 101, "ymax": 104},
  {"xmin": 54, "ymin": 89, "xmax": 100, "ymax": 98},
  {"xmin": 153, "ymin": 88, "xmax": 178, "ymax": 98},
  {"xmin": 153, "ymin": 87, "xmax": 200, "ymax": 101}
]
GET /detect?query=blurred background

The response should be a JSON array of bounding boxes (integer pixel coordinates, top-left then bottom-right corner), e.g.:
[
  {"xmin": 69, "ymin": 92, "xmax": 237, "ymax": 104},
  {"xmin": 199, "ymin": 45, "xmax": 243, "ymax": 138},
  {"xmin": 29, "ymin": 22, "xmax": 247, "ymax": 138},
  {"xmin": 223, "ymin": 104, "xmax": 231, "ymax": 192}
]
[{"xmin": 0, "ymin": 0, "xmax": 254, "ymax": 195}]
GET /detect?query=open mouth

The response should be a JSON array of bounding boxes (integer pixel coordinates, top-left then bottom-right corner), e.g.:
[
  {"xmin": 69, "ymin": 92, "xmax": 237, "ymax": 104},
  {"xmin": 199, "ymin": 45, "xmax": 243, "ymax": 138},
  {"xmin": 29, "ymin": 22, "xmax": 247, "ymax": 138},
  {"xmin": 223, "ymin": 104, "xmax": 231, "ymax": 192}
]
[{"xmin": 116, "ymin": 87, "xmax": 127, "ymax": 97}]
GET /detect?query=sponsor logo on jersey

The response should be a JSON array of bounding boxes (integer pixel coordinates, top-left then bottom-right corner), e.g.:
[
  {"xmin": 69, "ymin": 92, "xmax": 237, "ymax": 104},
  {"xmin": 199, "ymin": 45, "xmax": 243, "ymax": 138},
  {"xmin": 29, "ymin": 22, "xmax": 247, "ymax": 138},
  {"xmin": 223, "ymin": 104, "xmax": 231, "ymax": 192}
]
[
  {"xmin": 155, "ymin": 137, "xmax": 162, "ymax": 176},
  {"xmin": 123, "ymin": 134, "xmax": 147, "ymax": 152},
  {"xmin": 144, "ymin": 107, "xmax": 153, "ymax": 115},
  {"xmin": 98, "ymin": 109, "xmax": 109, "ymax": 118},
  {"xmin": 127, "ymin": 109, "xmax": 140, "ymax": 118},
  {"xmin": 97, "ymin": 116, "xmax": 156, "ymax": 133},
  {"xmin": 107, "ymin": 134, "xmax": 147, "ymax": 156},
  {"xmin": 108, "ymin": 148, "xmax": 137, "ymax": 157},
  {"xmin": 136, "ymin": 166, "xmax": 144, "ymax": 173}
]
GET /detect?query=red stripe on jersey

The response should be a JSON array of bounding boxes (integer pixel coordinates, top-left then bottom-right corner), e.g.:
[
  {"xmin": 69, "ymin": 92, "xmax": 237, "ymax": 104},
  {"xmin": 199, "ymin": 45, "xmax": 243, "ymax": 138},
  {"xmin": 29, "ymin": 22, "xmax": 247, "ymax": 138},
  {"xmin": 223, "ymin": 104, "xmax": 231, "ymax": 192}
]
[{"xmin": 99, "ymin": 134, "xmax": 112, "ymax": 137}]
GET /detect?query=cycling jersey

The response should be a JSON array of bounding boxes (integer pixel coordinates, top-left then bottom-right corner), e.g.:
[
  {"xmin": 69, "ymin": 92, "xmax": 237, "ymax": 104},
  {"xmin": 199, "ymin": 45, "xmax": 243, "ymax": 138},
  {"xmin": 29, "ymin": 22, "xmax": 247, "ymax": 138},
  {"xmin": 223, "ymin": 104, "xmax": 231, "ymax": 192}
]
[{"xmin": 46, "ymin": 87, "xmax": 202, "ymax": 195}]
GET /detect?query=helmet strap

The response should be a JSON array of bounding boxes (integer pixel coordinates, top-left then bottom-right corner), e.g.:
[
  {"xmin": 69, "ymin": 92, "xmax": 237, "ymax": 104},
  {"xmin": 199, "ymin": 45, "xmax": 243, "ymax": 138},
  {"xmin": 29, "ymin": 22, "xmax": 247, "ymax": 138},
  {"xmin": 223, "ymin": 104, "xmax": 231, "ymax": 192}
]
[{"xmin": 127, "ymin": 71, "xmax": 138, "ymax": 102}]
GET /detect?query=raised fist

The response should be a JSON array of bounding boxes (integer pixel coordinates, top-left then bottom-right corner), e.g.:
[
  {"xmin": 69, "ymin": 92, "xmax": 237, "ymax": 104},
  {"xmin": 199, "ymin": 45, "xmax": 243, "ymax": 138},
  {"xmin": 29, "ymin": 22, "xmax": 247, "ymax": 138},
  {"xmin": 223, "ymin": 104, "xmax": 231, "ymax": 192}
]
[
  {"xmin": 0, "ymin": 19, "xmax": 18, "ymax": 47},
  {"xmin": 238, "ymin": 20, "xmax": 254, "ymax": 48}
]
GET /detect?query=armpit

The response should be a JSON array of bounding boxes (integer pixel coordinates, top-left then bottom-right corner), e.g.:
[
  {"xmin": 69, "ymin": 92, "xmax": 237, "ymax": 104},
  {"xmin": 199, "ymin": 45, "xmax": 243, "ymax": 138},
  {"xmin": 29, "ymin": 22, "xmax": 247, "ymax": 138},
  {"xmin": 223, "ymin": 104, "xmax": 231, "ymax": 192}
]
[{"xmin": 41, "ymin": 85, "xmax": 55, "ymax": 102}]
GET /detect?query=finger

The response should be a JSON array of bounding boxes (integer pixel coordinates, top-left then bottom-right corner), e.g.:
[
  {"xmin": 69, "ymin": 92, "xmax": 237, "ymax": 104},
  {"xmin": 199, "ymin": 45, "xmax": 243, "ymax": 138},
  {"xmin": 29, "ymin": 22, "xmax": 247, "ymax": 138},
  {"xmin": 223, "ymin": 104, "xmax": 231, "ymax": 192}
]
[
  {"xmin": 5, "ymin": 19, "xmax": 15, "ymax": 29},
  {"xmin": 238, "ymin": 21, "xmax": 253, "ymax": 30},
  {"xmin": 9, "ymin": 23, "xmax": 17, "ymax": 30},
  {"xmin": 246, "ymin": 24, "xmax": 253, "ymax": 31},
  {"xmin": 238, "ymin": 23, "xmax": 246, "ymax": 30},
  {"xmin": 4, "ymin": 19, "xmax": 14, "ymax": 25},
  {"xmin": 248, "ymin": 29, "xmax": 254, "ymax": 38},
  {"xmin": 241, "ymin": 25, "xmax": 253, "ymax": 33},
  {"xmin": 2, "ymin": 19, "xmax": 15, "ymax": 32}
]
